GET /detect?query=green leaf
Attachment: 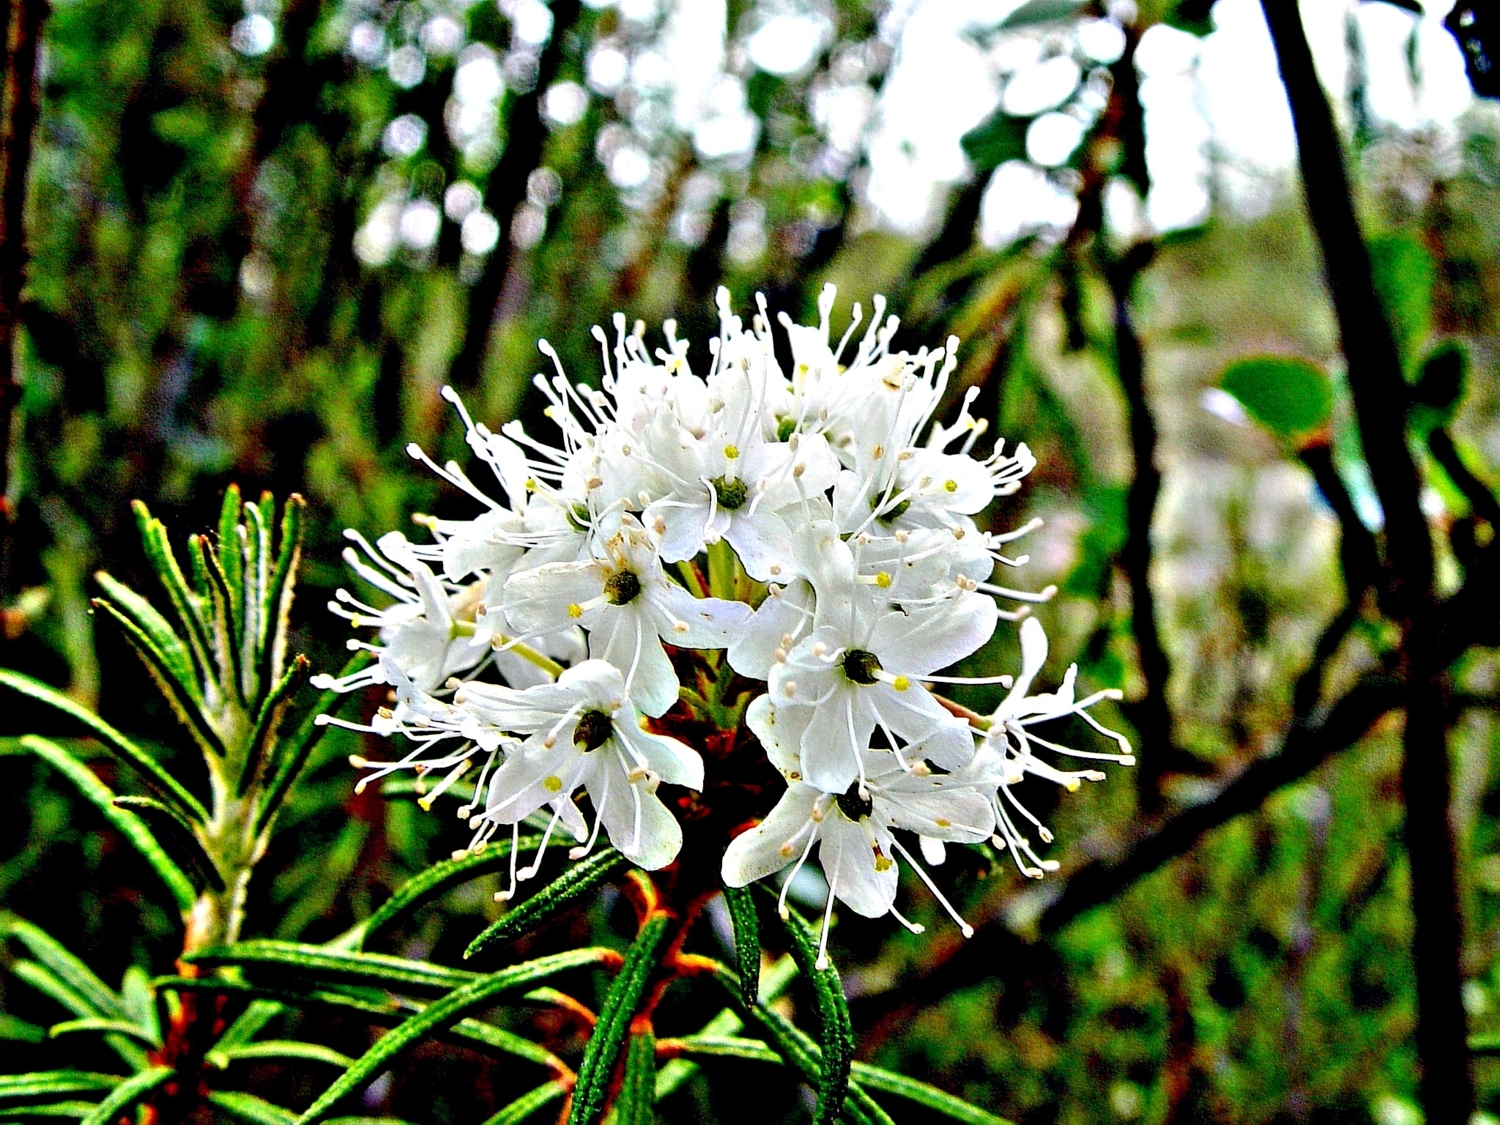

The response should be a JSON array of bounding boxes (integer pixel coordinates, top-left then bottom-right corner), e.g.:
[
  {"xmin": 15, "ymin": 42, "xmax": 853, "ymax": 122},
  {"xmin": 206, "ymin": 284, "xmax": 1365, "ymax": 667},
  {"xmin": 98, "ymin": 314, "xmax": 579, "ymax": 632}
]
[
  {"xmin": 361, "ymin": 835, "xmax": 544, "ymax": 945},
  {"xmin": 999, "ymin": 0, "xmax": 1086, "ymax": 28},
  {"xmin": 238, "ymin": 655, "xmax": 310, "ymax": 797},
  {"xmin": 0, "ymin": 1072, "xmax": 122, "ymax": 1106},
  {"xmin": 1219, "ymin": 355, "xmax": 1333, "ymax": 439},
  {"xmin": 2, "ymin": 1099, "xmax": 101, "ymax": 1116},
  {"xmin": 48, "ymin": 1019, "xmax": 160, "ymax": 1049},
  {"xmin": 568, "ymin": 913, "xmax": 670, "ymax": 1125},
  {"xmin": 92, "ymin": 571, "xmax": 199, "ymax": 705},
  {"xmin": 1, "ymin": 918, "xmax": 126, "ymax": 1020},
  {"xmin": 185, "ymin": 940, "xmax": 479, "ymax": 996},
  {"xmin": 120, "ymin": 966, "xmax": 161, "ymax": 1046},
  {"xmin": 111, "ymin": 796, "xmax": 224, "ymax": 892},
  {"xmin": 960, "ymin": 111, "xmax": 1031, "ymax": 173},
  {"xmin": 772, "ymin": 896, "xmax": 853, "ymax": 1125},
  {"xmin": 213, "ymin": 998, "xmax": 284, "ymax": 1053},
  {"xmin": 209, "ymin": 1039, "xmax": 355, "ymax": 1069},
  {"xmin": 208, "ymin": 1090, "xmax": 299, "ymax": 1125},
  {"xmin": 0, "ymin": 1013, "xmax": 46, "ymax": 1043},
  {"xmin": 296, "ymin": 948, "xmax": 613, "ymax": 1124},
  {"xmin": 218, "ymin": 484, "xmax": 247, "ymax": 634},
  {"xmin": 721, "ymin": 884, "xmax": 760, "ymax": 1007},
  {"xmin": 77, "ymin": 1067, "xmax": 174, "ymax": 1125},
  {"xmin": 132, "ymin": 501, "xmax": 215, "ymax": 690},
  {"xmin": 92, "ymin": 598, "xmax": 230, "ymax": 762},
  {"xmin": 478, "ymin": 1082, "xmax": 568, "ymax": 1125},
  {"xmin": 14, "ymin": 737, "xmax": 196, "ymax": 913},
  {"xmin": 616, "ymin": 1029, "xmax": 657, "ymax": 1125},
  {"xmin": 261, "ymin": 494, "xmax": 305, "ymax": 689},
  {"xmin": 195, "ymin": 535, "xmax": 245, "ymax": 704},
  {"xmin": 0, "ymin": 669, "xmax": 210, "ymax": 825},
  {"xmin": 255, "ymin": 651, "xmax": 373, "ymax": 838},
  {"xmin": 466, "ymin": 849, "xmax": 628, "ymax": 960},
  {"xmin": 849, "ymin": 1063, "xmax": 1016, "ymax": 1125}
]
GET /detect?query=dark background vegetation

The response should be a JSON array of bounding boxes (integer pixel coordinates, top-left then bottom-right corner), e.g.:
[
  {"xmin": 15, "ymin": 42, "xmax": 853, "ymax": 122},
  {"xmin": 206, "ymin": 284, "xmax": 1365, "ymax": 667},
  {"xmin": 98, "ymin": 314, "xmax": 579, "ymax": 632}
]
[{"xmin": 3, "ymin": 0, "xmax": 1500, "ymax": 1120}]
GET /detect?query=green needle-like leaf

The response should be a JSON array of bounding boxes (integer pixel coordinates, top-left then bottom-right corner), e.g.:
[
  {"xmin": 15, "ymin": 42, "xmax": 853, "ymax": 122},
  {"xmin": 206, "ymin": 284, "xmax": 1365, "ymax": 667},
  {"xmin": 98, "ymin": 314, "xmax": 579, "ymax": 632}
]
[
  {"xmin": 0, "ymin": 670, "xmax": 209, "ymax": 825},
  {"xmin": 0, "ymin": 1013, "xmax": 46, "ymax": 1042},
  {"xmin": 238, "ymin": 655, "xmax": 310, "ymax": 797},
  {"xmin": 218, "ymin": 484, "xmax": 247, "ymax": 619},
  {"xmin": 77, "ymin": 1067, "xmax": 174, "ymax": 1125},
  {"xmin": 261, "ymin": 494, "xmax": 304, "ymax": 688},
  {"xmin": 16, "ymin": 737, "xmax": 196, "ymax": 912},
  {"xmin": 771, "ymin": 895, "xmax": 853, "ymax": 1125},
  {"xmin": 0, "ymin": 1071, "xmax": 122, "ymax": 1106},
  {"xmin": 111, "ymin": 795, "xmax": 225, "ymax": 892},
  {"xmin": 133, "ymin": 501, "xmax": 215, "ymax": 686},
  {"xmin": 296, "ymin": 948, "xmax": 612, "ymax": 1124},
  {"xmin": 195, "ymin": 534, "xmax": 245, "ymax": 704},
  {"xmin": 209, "ymin": 1039, "xmax": 354, "ymax": 1069},
  {"xmin": 568, "ymin": 913, "xmax": 670, "ymax": 1125},
  {"xmin": 478, "ymin": 1081, "xmax": 568, "ymax": 1125},
  {"xmin": 721, "ymin": 884, "xmax": 760, "ymax": 1006},
  {"xmin": 92, "ymin": 598, "xmax": 230, "ymax": 761},
  {"xmin": 848, "ymin": 1064, "xmax": 1015, "ymax": 1125},
  {"xmin": 361, "ymin": 835, "xmax": 543, "ymax": 945},
  {"xmin": 2, "ymin": 918, "xmax": 126, "ymax": 1020},
  {"xmin": 616, "ymin": 1028, "xmax": 657, "ymax": 1125},
  {"xmin": 466, "ymin": 848, "xmax": 627, "ymax": 959},
  {"xmin": 185, "ymin": 940, "xmax": 480, "ymax": 996},
  {"xmin": 213, "ymin": 999, "xmax": 284, "ymax": 1054},
  {"xmin": 48, "ymin": 1019, "xmax": 160, "ymax": 1049},
  {"xmin": 93, "ymin": 571, "xmax": 199, "ymax": 705},
  {"xmin": 209, "ymin": 1090, "xmax": 299, "ymax": 1125}
]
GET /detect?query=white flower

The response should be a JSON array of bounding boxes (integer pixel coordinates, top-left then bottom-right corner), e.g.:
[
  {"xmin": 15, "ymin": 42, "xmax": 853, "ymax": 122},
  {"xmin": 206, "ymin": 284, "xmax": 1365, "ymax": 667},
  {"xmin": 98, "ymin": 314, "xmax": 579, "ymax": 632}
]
[
  {"xmin": 501, "ymin": 513, "xmax": 751, "ymax": 716},
  {"xmin": 458, "ymin": 660, "xmax": 702, "ymax": 872}
]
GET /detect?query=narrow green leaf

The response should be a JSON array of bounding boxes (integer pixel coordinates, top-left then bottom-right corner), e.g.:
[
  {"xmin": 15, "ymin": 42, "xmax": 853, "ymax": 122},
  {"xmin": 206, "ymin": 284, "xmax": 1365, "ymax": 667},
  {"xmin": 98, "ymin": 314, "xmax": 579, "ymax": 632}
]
[
  {"xmin": 262, "ymin": 494, "xmax": 305, "ymax": 692},
  {"xmin": 721, "ymin": 884, "xmax": 760, "ymax": 1006},
  {"xmin": 218, "ymin": 484, "xmax": 247, "ymax": 632},
  {"xmin": 132, "ymin": 501, "xmax": 214, "ymax": 687},
  {"xmin": 195, "ymin": 535, "xmax": 245, "ymax": 704},
  {"xmin": 479, "ymin": 1082, "xmax": 568, "ymax": 1125},
  {"xmin": 3, "ymin": 1099, "xmax": 101, "ymax": 1116},
  {"xmin": 48, "ymin": 1018, "xmax": 160, "ymax": 1048},
  {"xmin": 361, "ymin": 835, "xmax": 543, "ymax": 944},
  {"xmin": 112, "ymin": 796, "xmax": 224, "ymax": 892},
  {"xmin": 77, "ymin": 1067, "xmax": 173, "ymax": 1125},
  {"xmin": 92, "ymin": 599, "xmax": 229, "ymax": 762},
  {"xmin": 0, "ymin": 1072, "xmax": 121, "ymax": 1105},
  {"xmin": 210, "ymin": 1040, "xmax": 354, "ymax": 1069},
  {"xmin": 255, "ymin": 650, "xmax": 372, "ymax": 838},
  {"xmin": 16, "ymin": 737, "xmax": 196, "ymax": 912},
  {"xmin": 93, "ymin": 572, "xmax": 198, "ymax": 704},
  {"xmin": 238, "ymin": 655, "xmax": 310, "ymax": 797},
  {"xmin": 213, "ymin": 999, "xmax": 284, "ymax": 1053},
  {"xmin": 296, "ymin": 948, "xmax": 613, "ymax": 1124},
  {"xmin": 1, "ymin": 918, "xmax": 125, "ymax": 1020},
  {"xmin": 0, "ymin": 670, "xmax": 209, "ymax": 824},
  {"xmin": 772, "ymin": 896, "xmax": 853, "ymax": 1125},
  {"xmin": 0, "ymin": 1013, "xmax": 46, "ymax": 1042},
  {"xmin": 208, "ymin": 1090, "xmax": 299, "ymax": 1125},
  {"xmin": 241, "ymin": 499, "xmax": 270, "ymax": 691},
  {"xmin": 120, "ymin": 966, "xmax": 161, "ymax": 1047},
  {"xmin": 998, "ymin": 0, "xmax": 1086, "ymax": 26},
  {"xmin": 185, "ymin": 940, "xmax": 479, "ymax": 996},
  {"xmin": 849, "ymin": 1063, "xmax": 1016, "ymax": 1125},
  {"xmin": 671, "ymin": 1035, "xmax": 781, "ymax": 1063},
  {"xmin": 1219, "ymin": 355, "xmax": 1333, "ymax": 439},
  {"xmin": 444, "ymin": 1019, "xmax": 559, "ymax": 1070},
  {"xmin": 569, "ymin": 914, "xmax": 670, "ymax": 1125},
  {"xmin": 1470, "ymin": 1032, "xmax": 1500, "ymax": 1055},
  {"xmin": 466, "ymin": 849, "xmax": 628, "ymax": 960},
  {"xmin": 12, "ymin": 961, "xmax": 94, "ymax": 1019},
  {"xmin": 616, "ymin": 1029, "xmax": 656, "ymax": 1125}
]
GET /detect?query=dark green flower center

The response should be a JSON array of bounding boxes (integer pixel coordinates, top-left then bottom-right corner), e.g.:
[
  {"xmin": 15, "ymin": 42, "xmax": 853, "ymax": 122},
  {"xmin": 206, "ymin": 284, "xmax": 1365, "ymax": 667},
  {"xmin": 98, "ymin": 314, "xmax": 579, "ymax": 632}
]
[
  {"xmin": 572, "ymin": 709, "xmax": 614, "ymax": 751},
  {"xmin": 842, "ymin": 648, "xmax": 882, "ymax": 686},
  {"xmin": 711, "ymin": 475, "xmax": 749, "ymax": 511},
  {"xmin": 775, "ymin": 416, "xmax": 797, "ymax": 442},
  {"xmin": 835, "ymin": 782, "xmax": 874, "ymax": 822},
  {"xmin": 566, "ymin": 503, "xmax": 592, "ymax": 531},
  {"xmin": 871, "ymin": 493, "xmax": 911, "ymax": 522},
  {"xmin": 605, "ymin": 569, "xmax": 643, "ymax": 606}
]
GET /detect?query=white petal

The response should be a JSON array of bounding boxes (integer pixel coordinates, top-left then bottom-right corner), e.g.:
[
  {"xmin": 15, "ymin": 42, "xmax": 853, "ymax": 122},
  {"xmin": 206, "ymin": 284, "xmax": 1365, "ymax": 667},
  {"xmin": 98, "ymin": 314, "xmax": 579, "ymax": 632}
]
[
  {"xmin": 800, "ymin": 687, "xmax": 873, "ymax": 793},
  {"xmin": 868, "ymin": 592, "xmax": 998, "ymax": 677},
  {"xmin": 649, "ymin": 582, "xmax": 753, "ymax": 649},
  {"xmin": 721, "ymin": 784, "xmax": 821, "ymax": 887},
  {"xmin": 745, "ymin": 693, "xmax": 810, "ymax": 779},
  {"xmin": 590, "ymin": 609, "xmax": 678, "ymax": 718},
  {"xmin": 728, "ymin": 579, "xmax": 814, "ymax": 680},
  {"xmin": 919, "ymin": 835, "xmax": 947, "ymax": 866},
  {"xmin": 616, "ymin": 719, "xmax": 704, "ymax": 790},
  {"xmin": 819, "ymin": 812, "xmax": 897, "ymax": 919}
]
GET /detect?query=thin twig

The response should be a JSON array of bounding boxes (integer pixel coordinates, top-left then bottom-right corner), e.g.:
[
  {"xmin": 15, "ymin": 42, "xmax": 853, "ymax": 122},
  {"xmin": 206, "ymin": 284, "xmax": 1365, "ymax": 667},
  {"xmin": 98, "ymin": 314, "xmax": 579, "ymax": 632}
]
[{"xmin": 1258, "ymin": 0, "xmax": 1470, "ymax": 1115}]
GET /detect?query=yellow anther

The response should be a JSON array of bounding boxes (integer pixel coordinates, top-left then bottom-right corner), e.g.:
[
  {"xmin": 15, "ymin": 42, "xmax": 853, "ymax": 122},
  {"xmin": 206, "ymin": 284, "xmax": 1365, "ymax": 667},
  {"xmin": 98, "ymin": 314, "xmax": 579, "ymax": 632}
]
[
  {"xmin": 944, "ymin": 479, "xmax": 958, "ymax": 493},
  {"xmin": 544, "ymin": 776, "xmax": 564, "ymax": 793},
  {"xmin": 567, "ymin": 603, "xmax": 583, "ymax": 619},
  {"xmin": 874, "ymin": 855, "xmax": 893, "ymax": 872},
  {"xmin": 875, "ymin": 571, "xmax": 892, "ymax": 589},
  {"xmin": 723, "ymin": 444, "xmax": 740, "ymax": 460},
  {"xmin": 891, "ymin": 675, "xmax": 910, "ymax": 692}
]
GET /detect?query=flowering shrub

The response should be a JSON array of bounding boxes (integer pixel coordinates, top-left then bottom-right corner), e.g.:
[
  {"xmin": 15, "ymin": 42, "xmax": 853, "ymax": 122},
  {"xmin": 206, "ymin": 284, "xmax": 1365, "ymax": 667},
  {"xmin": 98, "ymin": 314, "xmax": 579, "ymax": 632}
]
[{"xmin": 319, "ymin": 286, "xmax": 1134, "ymax": 966}]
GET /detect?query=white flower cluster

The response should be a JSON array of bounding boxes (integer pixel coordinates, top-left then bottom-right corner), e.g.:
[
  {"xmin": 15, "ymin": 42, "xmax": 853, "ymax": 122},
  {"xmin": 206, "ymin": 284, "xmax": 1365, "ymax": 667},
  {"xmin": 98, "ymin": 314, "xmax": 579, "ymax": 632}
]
[{"xmin": 316, "ymin": 286, "xmax": 1133, "ymax": 962}]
